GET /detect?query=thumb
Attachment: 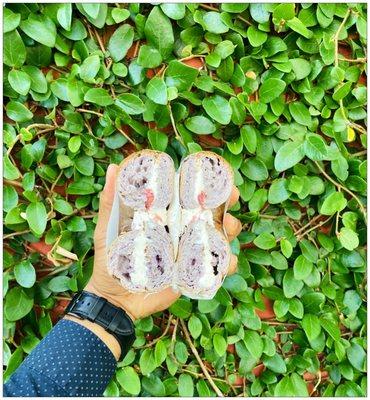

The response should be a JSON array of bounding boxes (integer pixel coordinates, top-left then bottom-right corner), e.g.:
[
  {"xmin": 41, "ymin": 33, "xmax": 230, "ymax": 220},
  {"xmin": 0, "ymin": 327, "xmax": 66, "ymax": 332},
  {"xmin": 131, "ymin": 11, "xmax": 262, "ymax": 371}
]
[{"xmin": 94, "ymin": 164, "xmax": 119, "ymax": 244}]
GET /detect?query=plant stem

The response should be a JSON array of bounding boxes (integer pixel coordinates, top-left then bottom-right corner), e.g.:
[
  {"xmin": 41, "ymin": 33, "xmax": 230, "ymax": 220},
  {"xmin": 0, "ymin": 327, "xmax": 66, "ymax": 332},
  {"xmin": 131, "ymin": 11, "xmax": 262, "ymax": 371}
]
[
  {"xmin": 116, "ymin": 126, "xmax": 139, "ymax": 148},
  {"xmin": 296, "ymin": 215, "xmax": 334, "ymax": 241},
  {"xmin": 334, "ymin": 8, "xmax": 351, "ymax": 68},
  {"xmin": 314, "ymin": 161, "xmax": 367, "ymax": 223},
  {"xmin": 137, "ymin": 315, "xmax": 174, "ymax": 349},
  {"xmin": 77, "ymin": 108, "xmax": 104, "ymax": 117},
  {"xmin": 168, "ymin": 103, "xmax": 185, "ymax": 147},
  {"xmin": 4, "ymin": 230, "xmax": 30, "ymax": 239},
  {"xmin": 180, "ymin": 319, "xmax": 224, "ymax": 397}
]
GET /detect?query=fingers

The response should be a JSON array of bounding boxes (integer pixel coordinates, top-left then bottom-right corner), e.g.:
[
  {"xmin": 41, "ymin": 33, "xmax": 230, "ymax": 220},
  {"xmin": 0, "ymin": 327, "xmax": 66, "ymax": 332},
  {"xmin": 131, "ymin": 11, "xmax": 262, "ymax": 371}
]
[
  {"xmin": 95, "ymin": 164, "xmax": 119, "ymax": 241},
  {"xmin": 224, "ymin": 213, "xmax": 242, "ymax": 242},
  {"xmin": 227, "ymin": 254, "xmax": 238, "ymax": 275},
  {"xmin": 228, "ymin": 186, "xmax": 240, "ymax": 209}
]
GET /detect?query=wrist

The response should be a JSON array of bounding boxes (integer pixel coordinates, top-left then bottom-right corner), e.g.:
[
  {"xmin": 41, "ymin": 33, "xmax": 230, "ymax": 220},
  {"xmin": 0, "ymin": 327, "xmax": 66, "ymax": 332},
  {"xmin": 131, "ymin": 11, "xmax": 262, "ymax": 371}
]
[{"xmin": 84, "ymin": 281, "xmax": 136, "ymax": 322}]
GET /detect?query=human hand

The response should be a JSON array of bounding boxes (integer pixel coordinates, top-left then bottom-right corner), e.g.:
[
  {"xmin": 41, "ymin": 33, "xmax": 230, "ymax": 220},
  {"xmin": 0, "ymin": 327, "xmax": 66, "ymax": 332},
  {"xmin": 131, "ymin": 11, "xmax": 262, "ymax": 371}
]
[{"xmin": 85, "ymin": 163, "xmax": 242, "ymax": 321}]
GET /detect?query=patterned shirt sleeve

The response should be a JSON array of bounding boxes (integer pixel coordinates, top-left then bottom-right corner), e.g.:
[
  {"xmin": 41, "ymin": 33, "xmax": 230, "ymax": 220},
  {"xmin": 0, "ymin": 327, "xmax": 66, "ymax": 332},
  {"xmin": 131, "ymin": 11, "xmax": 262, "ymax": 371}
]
[{"xmin": 3, "ymin": 319, "xmax": 117, "ymax": 397}]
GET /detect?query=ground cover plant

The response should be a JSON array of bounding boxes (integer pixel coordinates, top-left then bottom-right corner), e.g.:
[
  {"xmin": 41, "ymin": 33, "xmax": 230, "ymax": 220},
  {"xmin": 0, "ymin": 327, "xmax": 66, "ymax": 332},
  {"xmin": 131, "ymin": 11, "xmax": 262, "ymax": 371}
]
[{"xmin": 3, "ymin": 3, "xmax": 367, "ymax": 397}]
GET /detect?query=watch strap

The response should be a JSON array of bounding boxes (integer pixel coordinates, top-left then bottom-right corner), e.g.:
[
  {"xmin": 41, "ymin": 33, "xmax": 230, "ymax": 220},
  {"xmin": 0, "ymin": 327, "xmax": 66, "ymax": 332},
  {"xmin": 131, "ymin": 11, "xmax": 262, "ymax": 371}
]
[{"xmin": 65, "ymin": 291, "xmax": 135, "ymax": 360}]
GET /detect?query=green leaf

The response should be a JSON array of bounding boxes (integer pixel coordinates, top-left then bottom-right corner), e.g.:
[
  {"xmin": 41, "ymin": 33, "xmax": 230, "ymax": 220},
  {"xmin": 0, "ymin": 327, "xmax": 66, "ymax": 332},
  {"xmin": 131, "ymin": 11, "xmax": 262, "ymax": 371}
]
[
  {"xmin": 178, "ymin": 374, "xmax": 194, "ymax": 397},
  {"xmin": 5, "ymin": 287, "xmax": 34, "ymax": 321},
  {"xmin": 250, "ymin": 4, "xmax": 270, "ymax": 23},
  {"xmin": 169, "ymin": 298, "xmax": 192, "ymax": 318},
  {"xmin": 142, "ymin": 375, "xmax": 166, "ymax": 396},
  {"xmin": 57, "ymin": 4, "xmax": 72, "ymax": 31},
  {"xmin": 259, "ymin": 78, "xmax": 286, "ymax": 103},
  {"xmin": 203, "ymin": 12, "xmax": 228, "ymax": 34},
  {"xmin": 289, "ymin": 101, "xmax": 312, "ymax": 126},
  {"xmin": 301, "ymin": 314, "xmax": 321, "ymax": 341},
  {"xmin": 4, "ymin": 30, "xmax": 26, "ymax": 68},
  {"xmin": 84, "ymin": 88, "xmax": 114, "ymax": 106},
  {"xmin": 264, "ymin": 353, "xmax": 287, "ymax": 374},
  {"xmin": 154, "ymin": 340, "xmax": 167, "ymax": 366},
  {"xmin": 241, "ymin": 157, "xmax": 268, "ymax": 181},
  {"xmin": 148, "ymin": 129, "xmax": 168, "ymax": 151},
  {"xmin": 54, "ymin": 199, "xmax": 74, "ymax": 216},
  {"xmin": 274, "ymin": 373, "xmax": 308, "ymax": 396},
  {"xmin": 213, "ymin": 334, "xmax": 227, "ymax": 357},
  {"xmin": 283, "ymin": 269, "xmax": 304, "ymax": 298},
  {"xmin": 103, "ymin": 380, "xmax": 119, "ymax": 397},
  {"xmin": 214, "ymin": 40, "xmax": 235, "ymax": 59},
  {"xmin": 338, "ymin": 227, "xmax": 359, "ymax": 251},
  {"xmin": 175, "ymin": 341, "xmax": 189, "ymax": 364},
  {"xmin": 202, "ymin": 95, "xmax": 232, "ymax": 125},
  {"xmin": 241, "ymin": 125, "xmax": 257, "ymax": 153},
  {"xmin": 346, "ymin": 343, "xmax": 366, "ymax": 372},
  {"xmin": 4, "ymin": 186, "xmax": 18, "ymax": 212},
  {"xmin": 304, "ymin": 134, "xmax": 328, "ymax": 161},
  {"xmin": 274, "ymin": 141, "xmax": 305, "ymax": 172},
  {"xmin": 6, "ymin": 100, "xmax": 33, "ymax": 122},
  {"xmin": 139, "ymin": 348, "xmax": 157, "ymax": 375},
  {"xmin": 343, "ymin": 290, "xmax": 362, "ymax": 315},
  {"xmin": 273, "ymin": 3, "xmax": 295, "ymax": 22},
  {"xmin": 48, "ymin": 276, "xmax": 71, "ymax": 292},
  {"xmin": 254, "ymin": 232, "xmax": 276, "ymax": 250},
  {"xmin": 4, "ymin": 156, "xmax": 21, "ymax": 180},
  {"xmin": 22, "ymin": 66, "xmax": 48, "ymax": 93},
  {"xmin": 75, "ymin": 154, "xmax": 94, "ymax": 176},
  {"xmin": 137, "ymin": 45, "xmax": 162, "ymax": 68},
  {"xmin": 79, "ymin": 55, "xmax": 100, "ymax": 82},
  {"xmin": 188, "ymin": 315, "xmax": 202, "ymax": 339},
  {"xmin": 244, "ymin": 330, "xmax": 263, "ymax": 360},
  {"xmin": 8, "ymin": 69, "xmax": 31, "ymax": 96},
  {"xmin": 26, "ymin": 202, "xmax": 47, "ymax": 236},
  {"xmin": 144, "ymin": 6, "xmax": 174, "ymax": 59},
  {"xmin": 185, "ymin": 116, "xmax": 216, "ymax": 135},
  {"xmin": 14, "ymin": 260, "xmax": 36, "ymax": 288},
  {"xmin": 4, "ymin": 8, "xmax": 21, "ymax": 33},
  {"xmin": 286, "ymin": 17, "xmax": 313, "ymax": 38},
  {"xmin": 293, "ymin": 255, "xmax": 313, "ymax": 280},
  {"xmin": 165, "ymin": 60, "xmax": 199, "ymax": 91},
  {"xmin": 320, "ymin": 191, "xmax": 347, "ymax": 215},
  {"xmin": 111, "ymin": 8, "xmax": 130, "ymax": 24},
  {"xmin": 67, "ymin": 177, "xmax": 96, "ymax": 195},
  {"xmin": 107, "ymin": 24, "xmax": 134, "ymax": 62},
  {"xmin": 116, "ymin": 93, "xmax": 145, "ymax": 115},
  {"xmin": 20, "ymin": 14, "xmax": 57, "ymax": 47},
  {"xmin": 116, "ymin": 366, "xmax": 141, "ymax": 395},
  {"xmin": 247, "ymin": 25, "xmax": 267, "ymax": 47},
  {"xmin": 146, "ymin": 77, "xmax": 168, "ymax": 105},
  {"xmin": 3, "ymin": 347, "xmax": 24, "ymax": 382},
  {"xmin": 160, "ymin": 4, "xmax": 186, "ymax": 20},
  {"xmin": 81, "ymin": 3, "xmax": 100, "ymax": 19},
  {"xmin": 268, "ymin": 179, "xmax": 290, "ymax": 204},
  {"xmin": 320, "ymin": 317, "xmax": 341, "ymax": 341},
  {"xmin": 290, "ymin": 58, "xmax": 311, "ymax": 80}
]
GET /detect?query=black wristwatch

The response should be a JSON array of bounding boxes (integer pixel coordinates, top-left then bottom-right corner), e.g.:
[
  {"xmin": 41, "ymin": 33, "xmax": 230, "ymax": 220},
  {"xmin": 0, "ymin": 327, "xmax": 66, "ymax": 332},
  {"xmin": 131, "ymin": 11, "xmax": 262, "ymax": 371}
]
[{"xmin": 65, "ymin": 291, "xmax": 136, "ymax": 361}]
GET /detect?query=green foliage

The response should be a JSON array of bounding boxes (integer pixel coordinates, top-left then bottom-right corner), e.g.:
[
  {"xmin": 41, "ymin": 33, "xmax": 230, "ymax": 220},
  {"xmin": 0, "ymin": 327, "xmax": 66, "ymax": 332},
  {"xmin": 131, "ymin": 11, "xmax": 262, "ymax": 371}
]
[{"xmin": 3, "ymin": 3, "xmax": 367, "ymax": 397}]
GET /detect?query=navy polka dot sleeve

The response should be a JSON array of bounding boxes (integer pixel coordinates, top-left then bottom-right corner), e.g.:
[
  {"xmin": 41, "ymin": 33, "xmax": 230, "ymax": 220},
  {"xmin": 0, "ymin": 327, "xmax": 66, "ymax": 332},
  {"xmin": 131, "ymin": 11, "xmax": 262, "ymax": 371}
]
[{"xmin": 3, "ymin": 319, "xmax": 117, "ymax": 397}]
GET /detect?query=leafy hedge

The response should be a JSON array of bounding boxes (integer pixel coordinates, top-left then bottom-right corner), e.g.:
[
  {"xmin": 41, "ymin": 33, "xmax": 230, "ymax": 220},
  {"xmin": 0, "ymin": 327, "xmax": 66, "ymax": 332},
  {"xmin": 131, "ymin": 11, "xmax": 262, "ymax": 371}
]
[{"xmin": 3, "ymin": 3, "xmax": 367, "ymax": 397}]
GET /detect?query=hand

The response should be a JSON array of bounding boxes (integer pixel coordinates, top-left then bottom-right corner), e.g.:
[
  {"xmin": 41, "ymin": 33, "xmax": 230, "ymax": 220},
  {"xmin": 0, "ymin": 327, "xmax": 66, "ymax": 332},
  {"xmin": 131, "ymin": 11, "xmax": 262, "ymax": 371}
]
[{"xmin": 85, "ymin": 163, "xmax": 242, "ymax": 321}]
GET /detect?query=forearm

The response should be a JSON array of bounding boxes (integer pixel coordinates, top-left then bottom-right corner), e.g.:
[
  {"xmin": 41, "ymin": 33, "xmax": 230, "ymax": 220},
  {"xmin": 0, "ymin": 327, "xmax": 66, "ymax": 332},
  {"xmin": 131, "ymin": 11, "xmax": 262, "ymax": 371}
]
[
  {"xmin": 3, "ymin": 319, "xmax": 117, "ymax": 397},
  {"xmin": 63, "ymin": 314, "xmax": 122, "ymax": 361}
]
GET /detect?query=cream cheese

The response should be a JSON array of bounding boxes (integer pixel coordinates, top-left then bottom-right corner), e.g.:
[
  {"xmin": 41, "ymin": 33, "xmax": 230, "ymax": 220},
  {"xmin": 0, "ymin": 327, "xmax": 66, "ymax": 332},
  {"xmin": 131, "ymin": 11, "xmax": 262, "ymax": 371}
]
[
  {"xmin": 132, "ymin": 208, "xmax": 167, "ymax": 230},
  {"xmin": 193, "ymin": 159, "xmax": 203, "ymax": 204},
  {"xmin": 197, "ymin": 221, "xmax": 216, "ymax": 289},
  {"xmin": 130, "ymin": 229, "xmax": 148, "ymax": 287},
  {"xmin": 168, "ymin": 172, "xmax": 181, "ymax": 258}
]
